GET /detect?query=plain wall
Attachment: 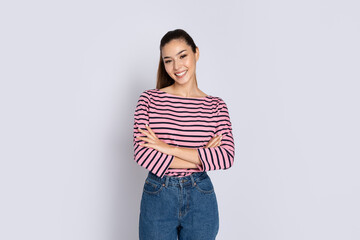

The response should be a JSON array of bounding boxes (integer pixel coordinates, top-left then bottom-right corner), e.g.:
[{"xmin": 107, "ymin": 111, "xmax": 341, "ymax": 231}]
[{"xmin": 1, "ymin": 0, "xmax": 359, "ymax": 239}]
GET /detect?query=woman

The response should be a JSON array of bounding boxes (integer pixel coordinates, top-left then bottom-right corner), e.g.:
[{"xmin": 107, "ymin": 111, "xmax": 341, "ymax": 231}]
[{"xmin": 133, "ymin": 29, "xmax": 235, "ymax": 240}]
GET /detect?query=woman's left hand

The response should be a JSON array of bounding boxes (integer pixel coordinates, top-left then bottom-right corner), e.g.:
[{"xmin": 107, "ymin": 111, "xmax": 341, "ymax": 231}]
[{"xmin": 136, "ymin": 124, "xmax": 173, "ymax": 155}]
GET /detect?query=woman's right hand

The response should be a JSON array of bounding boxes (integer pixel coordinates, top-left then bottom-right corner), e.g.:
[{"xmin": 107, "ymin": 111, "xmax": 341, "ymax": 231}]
[{"xmin": 205, "ymin": 134, "xmax": 222, "ymax": 148}]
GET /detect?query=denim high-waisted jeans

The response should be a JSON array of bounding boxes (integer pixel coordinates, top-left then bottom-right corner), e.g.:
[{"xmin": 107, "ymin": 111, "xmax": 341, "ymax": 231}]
[{"xmin": 139, "ymin": 171, "xmax": 219, "ymax": 240}]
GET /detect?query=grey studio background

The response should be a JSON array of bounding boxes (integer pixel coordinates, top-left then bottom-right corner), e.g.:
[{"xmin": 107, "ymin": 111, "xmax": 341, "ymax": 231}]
[{"xmin": 1, "ymin": 0, "xmax": 359, "ymax": 239}]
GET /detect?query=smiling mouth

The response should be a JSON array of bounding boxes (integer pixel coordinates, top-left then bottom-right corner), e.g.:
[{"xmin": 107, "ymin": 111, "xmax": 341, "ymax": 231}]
[{"xmin": 175, "ymin": 70, "xmax": 187, "ymax": 77}]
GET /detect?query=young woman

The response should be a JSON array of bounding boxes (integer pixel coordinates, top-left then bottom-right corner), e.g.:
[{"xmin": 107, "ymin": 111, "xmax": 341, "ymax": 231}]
[{"xmin": 133, "ymin": 29, "xmax": 235, "ymax": 240}]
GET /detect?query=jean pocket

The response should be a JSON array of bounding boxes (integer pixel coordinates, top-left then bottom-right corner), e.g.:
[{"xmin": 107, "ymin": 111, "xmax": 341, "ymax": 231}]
[
  {"xmin": 194, "ymin": 175, "xmax": 215, "ymax": 194},
  {"xmin": 143, "ymin": 177, "xmax": 165, "ymax": 195}
]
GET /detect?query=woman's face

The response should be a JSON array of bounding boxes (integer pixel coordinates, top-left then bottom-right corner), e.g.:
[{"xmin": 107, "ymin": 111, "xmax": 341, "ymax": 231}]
[{"xmin": 161, "ymin": 39, "xmax": 199, "ymax": 85}]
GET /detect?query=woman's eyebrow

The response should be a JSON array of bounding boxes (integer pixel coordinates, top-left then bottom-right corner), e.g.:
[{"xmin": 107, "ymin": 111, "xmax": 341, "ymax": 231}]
[{"xmin": 163, "ymin": 49, "xmax": 187, "ymax": 59}]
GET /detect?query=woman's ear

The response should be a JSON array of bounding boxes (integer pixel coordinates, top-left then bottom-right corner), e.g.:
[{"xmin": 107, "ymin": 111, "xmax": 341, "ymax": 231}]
[{"xmin": 195, "ymin": 47, "xmax": 200, "ymax": 62}]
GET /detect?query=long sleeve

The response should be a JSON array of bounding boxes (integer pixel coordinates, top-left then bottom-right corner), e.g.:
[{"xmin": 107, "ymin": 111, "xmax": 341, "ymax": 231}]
[
  {"xmin": 196, "ymin": 98, "xmax": 235, "ymax": 171},
  {"xmin": 133, "ymin": 91, "xmax": 174, "ymax": 178}
]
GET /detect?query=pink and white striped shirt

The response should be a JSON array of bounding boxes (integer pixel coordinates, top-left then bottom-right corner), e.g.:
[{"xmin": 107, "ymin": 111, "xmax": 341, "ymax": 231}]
[{"xmin": 133, "ymin": 88, "xmax": 235, "ymax": 178}]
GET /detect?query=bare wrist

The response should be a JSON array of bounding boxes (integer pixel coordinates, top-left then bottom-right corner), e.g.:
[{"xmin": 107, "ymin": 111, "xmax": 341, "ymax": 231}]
[{"xmin": 170, "ymin": 145, "xmax": 179, "ymax": 156}]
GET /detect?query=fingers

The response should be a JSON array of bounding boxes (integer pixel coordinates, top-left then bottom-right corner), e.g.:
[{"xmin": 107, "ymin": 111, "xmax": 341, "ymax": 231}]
[
  {"xmin": 136, "ymin": 135, "xmax": 150, "ymax": 143},
  {"xmin": 214, "ymin": 136, "xmax": 222, "ymax": 147},
  {"xmin": 205, "ymin": 134, "xmax": 222, "ymax": 148},
  {"xmin": 137, "ymin": 124, "xmax": 156, "ymax": 140},
  {"xmin": 145, "ymin": 124, "xmax": 157, "ymax": 139},
  {"xmin": 136, "ymin": 124, "xmax": 159, "ymax": 145},
  {"xmin": 213, "ymin": 135, "xmax": 222, "ymax": 147}
]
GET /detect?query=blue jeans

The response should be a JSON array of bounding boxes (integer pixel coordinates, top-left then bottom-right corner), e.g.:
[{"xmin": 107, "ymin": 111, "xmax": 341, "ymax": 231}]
[{"xmin": 139, "ymin": 171, "xmax": 219, "ymax": 240}]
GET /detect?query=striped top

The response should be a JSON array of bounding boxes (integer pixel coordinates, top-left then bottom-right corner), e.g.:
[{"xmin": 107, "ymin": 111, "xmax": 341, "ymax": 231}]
[{"xmin": 133, "ymin": 88, "xmax": 235, "ymax": 178}]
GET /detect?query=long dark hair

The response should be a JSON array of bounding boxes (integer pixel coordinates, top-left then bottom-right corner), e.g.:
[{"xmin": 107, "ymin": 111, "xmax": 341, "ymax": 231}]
[{"xmin": 156, "ymin": 29, "xmax": 198, "ymax": 89}]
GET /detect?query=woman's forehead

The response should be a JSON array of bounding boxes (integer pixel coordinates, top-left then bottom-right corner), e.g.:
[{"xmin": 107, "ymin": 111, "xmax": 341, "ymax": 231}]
[{"xmin": 162, "ymin": 40, "xmax": 190, "ymax": 56}]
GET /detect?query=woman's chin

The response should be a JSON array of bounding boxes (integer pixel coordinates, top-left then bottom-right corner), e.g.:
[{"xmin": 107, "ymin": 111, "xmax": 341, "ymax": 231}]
[
  {"xmin": 173, "ymin": 76, "xmax": 194, "ymax": 85},
  {"xmin": 174, "ymin": 80, "xmax": 189, "ymax": 86}
]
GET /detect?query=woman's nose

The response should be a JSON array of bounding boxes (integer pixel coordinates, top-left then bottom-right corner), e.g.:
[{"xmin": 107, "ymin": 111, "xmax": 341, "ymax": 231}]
[{"xmin": 173, "ymin": 59, "xmax": 181, "ymax": 70}]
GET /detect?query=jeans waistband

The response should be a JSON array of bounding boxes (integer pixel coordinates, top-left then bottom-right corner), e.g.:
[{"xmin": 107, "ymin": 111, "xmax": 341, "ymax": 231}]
[{"xmin": 147, "ymin": 171, "xmax": 208, "ymax": 187}]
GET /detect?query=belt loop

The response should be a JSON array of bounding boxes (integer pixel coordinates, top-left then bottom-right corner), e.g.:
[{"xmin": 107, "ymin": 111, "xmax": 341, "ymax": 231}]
[
  {"xmin": 190, "ymin": 174, "xmax": 195, "ymax": 187},
  {"xmin": 165, "ymin": 176, "xmax": 169, "ymax": 187}
]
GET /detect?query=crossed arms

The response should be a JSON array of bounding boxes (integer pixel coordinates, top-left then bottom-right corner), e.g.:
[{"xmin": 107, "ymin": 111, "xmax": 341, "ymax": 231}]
[{"xmin": 136, "ymin": 124, "xmax": 223, "ymax": 169}]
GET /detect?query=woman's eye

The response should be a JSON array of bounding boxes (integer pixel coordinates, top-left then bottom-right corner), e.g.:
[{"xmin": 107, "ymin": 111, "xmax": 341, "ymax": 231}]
[
  {"xmin": 164, "ymin": 60, "xmax": 172, "ymax": 64},
  {"xmin": 180, "ymin": 54, "xmax": 187, "ymax": 59}
]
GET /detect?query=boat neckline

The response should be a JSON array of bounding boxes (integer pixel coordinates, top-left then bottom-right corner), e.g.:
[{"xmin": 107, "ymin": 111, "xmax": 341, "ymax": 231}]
[{"xmin": 154, "ymin": 88, "xmax": 210, "ymax": 99}]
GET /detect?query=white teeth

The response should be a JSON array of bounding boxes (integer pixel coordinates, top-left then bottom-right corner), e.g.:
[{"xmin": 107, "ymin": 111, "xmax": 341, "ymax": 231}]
[{"xmin": 175, "ymin": 71, "xmax": 187, "ymax": 76}]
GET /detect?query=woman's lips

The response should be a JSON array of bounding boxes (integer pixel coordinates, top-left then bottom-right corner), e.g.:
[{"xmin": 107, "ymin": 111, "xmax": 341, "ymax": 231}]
[{"xmin": 175, "ymin": 70, "xmax": 187, "ymax": 78}]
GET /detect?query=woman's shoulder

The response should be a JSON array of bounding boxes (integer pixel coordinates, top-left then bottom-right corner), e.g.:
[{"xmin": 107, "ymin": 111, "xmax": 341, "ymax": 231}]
[
  {"xmin": 137, "ymin": 88, "xmax": 157, "ymax": 98},
  {"xmin": 138, "ymin": 88, "xmax": 161, "ymax": 100}
]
